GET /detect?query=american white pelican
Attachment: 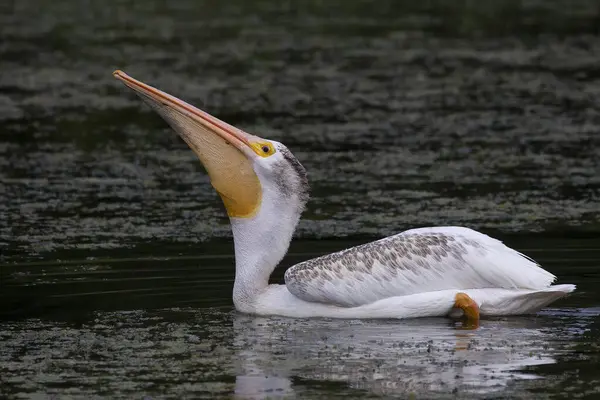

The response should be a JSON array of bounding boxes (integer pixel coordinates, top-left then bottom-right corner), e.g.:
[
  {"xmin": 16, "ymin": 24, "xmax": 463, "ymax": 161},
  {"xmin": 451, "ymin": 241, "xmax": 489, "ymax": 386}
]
[{"xmin": 113, "ymin": 70, "xmax": 575, "ymax": 324}]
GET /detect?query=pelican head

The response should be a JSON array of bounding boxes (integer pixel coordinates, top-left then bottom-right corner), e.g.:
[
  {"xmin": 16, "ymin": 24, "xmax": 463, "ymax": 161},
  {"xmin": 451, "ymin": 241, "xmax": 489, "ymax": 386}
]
[{"xmin": 113, "ymin": 71, "xmax": 309, "ymax": 305}]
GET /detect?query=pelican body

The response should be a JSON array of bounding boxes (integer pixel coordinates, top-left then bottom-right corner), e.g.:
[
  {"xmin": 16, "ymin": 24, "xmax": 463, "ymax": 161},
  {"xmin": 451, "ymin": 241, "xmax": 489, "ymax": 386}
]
[{"xmin": 113, "ymin": 71, "xmax": 575, "ymax": 323}]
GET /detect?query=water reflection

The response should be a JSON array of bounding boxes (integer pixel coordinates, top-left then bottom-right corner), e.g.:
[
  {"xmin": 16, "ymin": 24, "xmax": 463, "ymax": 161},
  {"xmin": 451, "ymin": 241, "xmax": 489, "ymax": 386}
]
[
  {"xmin": 231, "ymin": 313, "xmax": 589, "ymax": 398},
  {"xmin": 0, "ymin": 307, "xmax": 596, "ymax": 399}
]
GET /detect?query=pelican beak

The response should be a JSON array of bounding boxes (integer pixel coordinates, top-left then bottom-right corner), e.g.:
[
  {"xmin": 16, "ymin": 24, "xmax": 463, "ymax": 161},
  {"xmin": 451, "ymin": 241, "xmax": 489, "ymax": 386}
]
[{"xmin": 113, "ymin": 70, "xmax": 262, "ymax": 218}]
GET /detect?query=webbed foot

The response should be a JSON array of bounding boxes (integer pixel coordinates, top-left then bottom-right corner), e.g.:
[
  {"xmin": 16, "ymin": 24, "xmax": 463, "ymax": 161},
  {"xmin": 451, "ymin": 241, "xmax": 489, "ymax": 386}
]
[{"xmin": 450, "ymin": 292, "xmax": 480, "ymax": 329}]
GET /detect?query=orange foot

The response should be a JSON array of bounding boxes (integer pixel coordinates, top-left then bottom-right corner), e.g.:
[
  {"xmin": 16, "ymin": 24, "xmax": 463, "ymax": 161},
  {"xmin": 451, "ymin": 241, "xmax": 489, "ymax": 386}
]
[{"xmin": 451, "ymin": 292, "xmax": 480, "ymax": 328}]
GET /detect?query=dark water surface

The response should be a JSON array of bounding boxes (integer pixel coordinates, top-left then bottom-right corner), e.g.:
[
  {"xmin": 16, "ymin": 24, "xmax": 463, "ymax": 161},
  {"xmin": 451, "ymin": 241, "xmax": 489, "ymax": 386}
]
[{"xmin": 2, "ymin": 0, "xmax": 600, "ymax": 398}]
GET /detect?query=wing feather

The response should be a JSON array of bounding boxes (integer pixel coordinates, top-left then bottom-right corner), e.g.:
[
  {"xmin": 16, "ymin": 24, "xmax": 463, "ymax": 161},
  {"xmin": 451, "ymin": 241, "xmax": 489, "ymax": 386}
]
[{"xmin": 284, "ymin": 227, "xmax": 556, "ymax": 307}]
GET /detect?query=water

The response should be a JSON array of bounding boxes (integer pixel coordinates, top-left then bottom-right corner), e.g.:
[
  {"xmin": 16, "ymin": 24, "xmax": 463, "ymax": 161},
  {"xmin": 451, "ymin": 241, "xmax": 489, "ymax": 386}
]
[{"xmin": 2, "ymin": 0, "xmax": 600, "ymax": 398}]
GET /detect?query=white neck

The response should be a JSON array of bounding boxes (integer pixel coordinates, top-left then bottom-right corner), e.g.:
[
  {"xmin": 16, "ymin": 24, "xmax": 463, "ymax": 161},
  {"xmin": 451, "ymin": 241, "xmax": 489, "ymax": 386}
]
[{"xmin": 229, "ymin": 196, "xmax": 303, "ymax": 312}]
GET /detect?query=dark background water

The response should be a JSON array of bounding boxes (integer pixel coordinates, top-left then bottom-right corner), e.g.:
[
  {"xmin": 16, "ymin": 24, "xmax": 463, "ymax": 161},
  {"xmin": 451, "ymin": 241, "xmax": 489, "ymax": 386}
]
[{"xmin": 2, "ymin": 0, "xmax": 600, "ymax": 398}]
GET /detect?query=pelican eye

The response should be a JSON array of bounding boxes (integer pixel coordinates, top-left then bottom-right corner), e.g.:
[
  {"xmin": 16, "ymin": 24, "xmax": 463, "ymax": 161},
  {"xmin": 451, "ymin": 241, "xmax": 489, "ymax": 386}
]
[{"xmin": 251, "ymin": 142, "xmax": 276, "ymax": 157}]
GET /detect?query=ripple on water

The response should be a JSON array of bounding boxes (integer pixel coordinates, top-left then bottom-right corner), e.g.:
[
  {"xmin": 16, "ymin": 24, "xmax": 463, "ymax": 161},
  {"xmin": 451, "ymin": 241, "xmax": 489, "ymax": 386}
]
[{"xmin": 2, "ymin": 1, "xmax": 600, "ymax": 258}]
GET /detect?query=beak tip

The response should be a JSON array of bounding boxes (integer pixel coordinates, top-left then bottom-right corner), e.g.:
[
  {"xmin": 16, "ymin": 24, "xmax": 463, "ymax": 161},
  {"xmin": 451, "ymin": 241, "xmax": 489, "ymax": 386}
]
[{"xmin": 113, "ymin": 69, "xmax": 126, "ymax": 80}]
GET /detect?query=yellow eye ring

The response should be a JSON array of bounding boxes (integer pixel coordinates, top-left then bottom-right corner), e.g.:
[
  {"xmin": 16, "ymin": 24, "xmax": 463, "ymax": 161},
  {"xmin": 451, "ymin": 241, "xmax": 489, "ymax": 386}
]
[{"xmin": 251, "ymin": 142, "xmax": 276, "ymax": 157}]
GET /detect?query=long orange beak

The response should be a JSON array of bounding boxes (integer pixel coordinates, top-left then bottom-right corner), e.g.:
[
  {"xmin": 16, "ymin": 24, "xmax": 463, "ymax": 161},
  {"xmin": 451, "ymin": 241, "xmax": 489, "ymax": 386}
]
[{"xmin": 113, "ymin": 70, "xmax": 262, "ymax": 218}]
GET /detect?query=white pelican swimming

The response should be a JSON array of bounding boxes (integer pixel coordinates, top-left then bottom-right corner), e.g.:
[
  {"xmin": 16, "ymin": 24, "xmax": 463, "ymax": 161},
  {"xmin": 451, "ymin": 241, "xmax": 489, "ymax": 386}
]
[{"xmin": 113, "ymin": 70, "xmax": 575, "ymax": 324}]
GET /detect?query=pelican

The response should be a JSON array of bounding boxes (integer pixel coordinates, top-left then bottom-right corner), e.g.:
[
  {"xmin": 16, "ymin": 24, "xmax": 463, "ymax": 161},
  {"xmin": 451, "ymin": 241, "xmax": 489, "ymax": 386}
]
[{"xmin": 113, "ymin": 70, "xmax": 575, "ymax": 324}]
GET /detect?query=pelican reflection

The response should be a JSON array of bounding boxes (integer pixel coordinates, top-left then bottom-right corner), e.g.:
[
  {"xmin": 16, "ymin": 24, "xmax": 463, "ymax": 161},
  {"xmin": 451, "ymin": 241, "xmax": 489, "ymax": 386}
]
[{"xmin": 231, "ymin": 313, "xmax": 583, "ymax": 398}]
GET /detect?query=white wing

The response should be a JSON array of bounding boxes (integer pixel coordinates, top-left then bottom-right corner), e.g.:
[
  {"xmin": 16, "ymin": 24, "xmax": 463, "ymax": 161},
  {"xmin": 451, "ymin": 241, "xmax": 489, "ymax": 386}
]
[{"xmin": 284, "ymin": 227, "xmax": 556, "ymax": 307}]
